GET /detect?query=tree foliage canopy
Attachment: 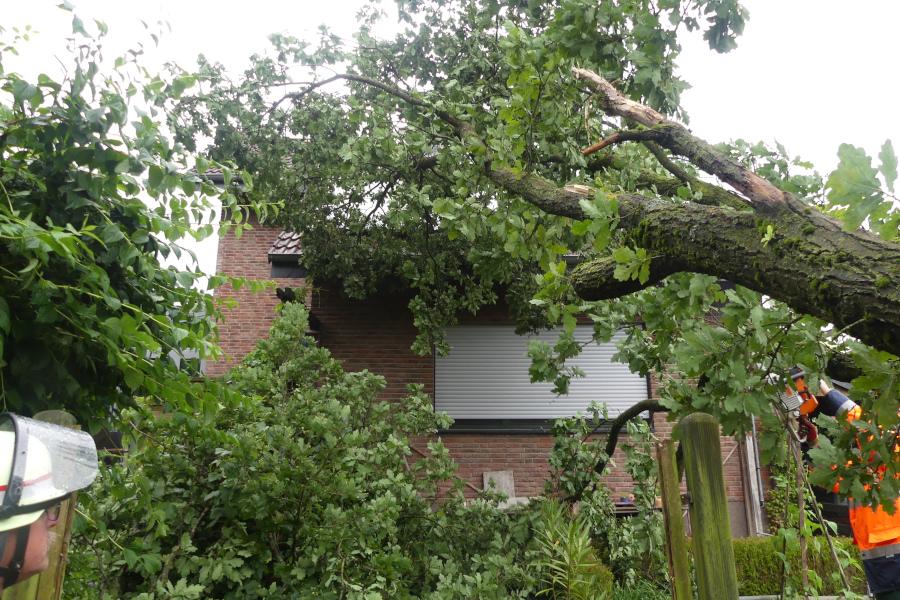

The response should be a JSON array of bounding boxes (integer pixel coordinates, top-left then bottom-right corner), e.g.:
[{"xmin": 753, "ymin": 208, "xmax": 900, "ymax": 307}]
[
  {"xmin": 172, "ymin": 0, "xmax": 754, "ymax": 352},
  {"xmin": 168, "ymin": 0, "xmax": 899, "ymax": 507},
  {"xmin": 0, "ymin": 17, "xmax": 270, "ymax": 425},
  {"xmin": 70, "ymin": 304, "xmax": 540, "ymax": 599}
]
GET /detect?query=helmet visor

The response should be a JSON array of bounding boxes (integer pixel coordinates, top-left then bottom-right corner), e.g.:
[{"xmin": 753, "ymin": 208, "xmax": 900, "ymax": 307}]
[{"xmin": 0, "ymin": 414, "xmax": 98, "ymax": 515}]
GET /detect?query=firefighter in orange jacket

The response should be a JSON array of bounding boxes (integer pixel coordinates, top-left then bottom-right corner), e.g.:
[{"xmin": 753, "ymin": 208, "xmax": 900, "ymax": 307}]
[{"xmin": 814, "ymin": 379, "xmax": 900, "ymax": 599}]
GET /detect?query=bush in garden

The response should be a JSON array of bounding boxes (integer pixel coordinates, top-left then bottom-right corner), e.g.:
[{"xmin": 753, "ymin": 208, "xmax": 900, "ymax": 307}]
[
  {"xmin": 546, "ymin": 409, "xmax": 668, "ymax": 588},
  {"xmin": 533, "ymin": 499, "xmax": 614, "ymax": 599},
  {"xmin": 67, "ymin": 303, "xmax": 537, "ymax": 599},
  {"xmin": 730, "ymin": 535, "xmax": 866, "ymax": 597},
  {"xmin": 610, "ymin": 579, "xmax": 669, "ymax": 600}
]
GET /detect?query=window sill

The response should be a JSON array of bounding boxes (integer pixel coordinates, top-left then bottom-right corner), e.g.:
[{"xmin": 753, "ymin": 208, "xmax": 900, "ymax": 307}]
[{"xmin": 439, "ymin": 418, "xmax": 649, "ymax": 434}]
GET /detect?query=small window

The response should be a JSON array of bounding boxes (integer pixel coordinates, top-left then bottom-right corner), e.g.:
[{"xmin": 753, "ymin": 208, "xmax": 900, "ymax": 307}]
[
  {"xmin": 269, "ymin": 262, "xmax": 307, "ymax": 278},
  {"xmin": 435, "ymin": 326, "xmax": 647, "ymax": 430}
]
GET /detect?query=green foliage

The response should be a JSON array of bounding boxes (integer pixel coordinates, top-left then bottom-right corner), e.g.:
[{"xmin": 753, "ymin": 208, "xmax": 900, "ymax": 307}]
[
  {"xmin": 528, "ymin": 324, "xmax": 593, "ymax": 396},
  {"xmin": 825, "ymin": 142, "xmax": 899, "ymax": 241},
  {"xmin": 166, "ymin": 0, "xmax": 894, "ymax": 498},
  {"xmin": 0, "ymin": 16, "xmax": 270, "ymax": 425},
  {"xmin": 546, "ymin": 411, "xmax": 668, "ymax": 587},
  {"xmin": 68, "ymin": 304, "xmax": 537, "ymax": 599},
  {"xmin": 730, "ymin": 536, "xmax": 866, "ymax": 597},
  {"xmin": 755, "ymin": 414, "xmax": 868, "ymax": 598},
  {"xmin": 731, "ymin": 433, "xmax": 865, "ymax": 599},
  {"xmin": 534, "ymin": 500, "xmax": 614, "ymax": 600},
  {"xmin": 168, "ymin": 0, "xmax": 748, "ymax": 355},
  {"xmin": 720, "ymin": 138, "xmax": 824, "ymax": 198},
  {"xmin": 809, "ymin": 345, "xmax": 900, "ymax": 511},
  {"xmin": 592, "ymin": 421, "xmax": 667, "ymax": 586},
  {"xmin": 545, "ymin": 404, "xmax": 610, "ymax": 498},
  {"xmin": 610, "ymin": 579, "xmax": 668, "ymax": 600},
  {"xmin": 69, "ymin": 312, "xmax": 671, "ymax": 598},
  {"xmin": 763, "ymin": 448, "xmax": 792, "ymax": 534},
  {"xmin": 771, "ymin": 491, "xmax": 864, "ymax": 597},
  {"xmin": 611, "ymin": 246, "xmax": 651, "ymax": 285},
  {"xmin": 606, "ymin": 276, "xmax": 827, "ymax": 463}
]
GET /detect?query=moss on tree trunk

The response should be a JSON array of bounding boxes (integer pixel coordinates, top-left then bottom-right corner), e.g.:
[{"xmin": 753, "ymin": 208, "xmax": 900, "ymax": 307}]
[{"xmin": 489, "ymin": 167, "xmax": 900, "ymax": 355}]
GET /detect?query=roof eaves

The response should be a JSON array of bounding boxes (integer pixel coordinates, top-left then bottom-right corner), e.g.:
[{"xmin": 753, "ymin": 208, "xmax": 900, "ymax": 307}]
[{"xmin": 268, "ymin": 231, "xmax": 302, "ymax": 262}]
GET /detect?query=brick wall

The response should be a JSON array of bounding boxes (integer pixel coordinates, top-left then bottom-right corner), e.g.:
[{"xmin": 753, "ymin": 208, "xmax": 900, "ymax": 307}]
[
  {"xmin": 309, "ymin": 287, "xmax": 434, "ymax": 400},
  {"xmin": 210, "ymin": 224, "xmax": 750, "ymax": 534},
  {"xmin": 206, "ymin": 220, "xmax": 305, "ymax": 377}
]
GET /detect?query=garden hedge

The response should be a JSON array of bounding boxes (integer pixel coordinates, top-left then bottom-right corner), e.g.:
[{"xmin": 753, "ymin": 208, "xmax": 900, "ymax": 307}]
[{"xmin": 731, "ymin": 536, "xmax": 866, "ymax": 596}]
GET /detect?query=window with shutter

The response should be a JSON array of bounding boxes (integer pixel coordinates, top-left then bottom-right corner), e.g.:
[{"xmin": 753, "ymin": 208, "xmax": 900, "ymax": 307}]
[{"xmin": 435, "ymin": 325, "xmax": 649, "ymax": 432}]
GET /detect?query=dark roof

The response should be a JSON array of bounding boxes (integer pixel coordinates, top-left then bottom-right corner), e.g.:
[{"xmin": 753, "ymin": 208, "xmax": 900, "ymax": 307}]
[
  {"xmin": 266, "ymin": 228, "xmax": 572, "ymax": 264},
  {"xmin": 202, "ymin": 167, "xmax": 225, "ymax": 184},
  {"xmin": 268, "ymin": 231, "xmax": 302, "ymax": 261}
]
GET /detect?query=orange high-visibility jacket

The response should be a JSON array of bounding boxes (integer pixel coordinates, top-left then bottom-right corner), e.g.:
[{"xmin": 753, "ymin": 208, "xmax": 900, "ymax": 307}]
[
  {"xmin": 843, "ymin": 406, "xmax": 900, "ymax": 554},
  {"xmin": 849, "ymin": 499, "xmax": 900, "ymax": 552}
]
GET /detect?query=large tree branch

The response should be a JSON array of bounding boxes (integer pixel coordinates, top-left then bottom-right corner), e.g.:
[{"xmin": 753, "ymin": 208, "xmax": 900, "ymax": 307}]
[
  {"xmin": 642, "ymin": 141, "xmax": 692, "ymax": 182},
  {"xmin": 573, "ymin": 68, "xmax": 781, "ymax": 204},
  {"xmin": 276, "ymin": 72, "xmax": 475, "ymax": 136},
  {"xmin": 541, "ymin": 153, "xmax": 747, "ymax": 210},
  {"xmin": 287, "ymin": 73, "xmax": 749, "ymax": 213},
  {"xmin": 640, "ymin": 142, "xmax": 749, "ymax": 211},
  {"xmin": 567, "ymin": 398, "xmax": 668, "ymax": 503},
  {"xmin": 486, "ymin": 167, "xmax": 900, "ymax": 355},
  {"xmin": 280, "ymin": 72, "xmax": 900, "ymax": 355},
  {"xmin": 572, "ymin": 67, "xmax": 816, "ymax": 219},
  {"xmin": 594, "ymin": 399, "xmax": 667, "ymax": 477},
  {"xmin": 581, "ymin": 129, "xmax": 662, "ymax": 156},
  {"xmin": 568, "ymin": 255, "xmax": 683, "ymax": 297}
]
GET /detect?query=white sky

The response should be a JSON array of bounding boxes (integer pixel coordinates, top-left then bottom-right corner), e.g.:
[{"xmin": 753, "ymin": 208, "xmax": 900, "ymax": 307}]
[
  {"xmin": 678, "ymin": 0, "xmax": 900, "ymax": 173},
  {"xmin": 4, "ymin": 0, "xmax": 899, "ymax": 275}
]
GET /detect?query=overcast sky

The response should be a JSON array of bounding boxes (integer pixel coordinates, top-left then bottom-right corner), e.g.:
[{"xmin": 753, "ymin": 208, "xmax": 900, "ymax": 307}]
[{"xmin": 4, "ymin": 0, "xmax": 899, "ymax": 274}]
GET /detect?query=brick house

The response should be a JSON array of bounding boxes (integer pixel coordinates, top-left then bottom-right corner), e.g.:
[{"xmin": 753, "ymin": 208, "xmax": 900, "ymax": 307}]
[{"xmin": 207, "ymin": 218, "xmax": 766, "ymax": 536}]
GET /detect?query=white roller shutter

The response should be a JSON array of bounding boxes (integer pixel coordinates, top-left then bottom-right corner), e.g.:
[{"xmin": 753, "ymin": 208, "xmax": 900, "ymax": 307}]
[{"xmin": 435, "ymin": 326, "xmax": 648, "ymax": 419}]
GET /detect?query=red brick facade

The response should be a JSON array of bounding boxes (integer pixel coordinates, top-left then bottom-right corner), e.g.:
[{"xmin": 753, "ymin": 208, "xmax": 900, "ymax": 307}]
[
  {"xmin": 206, "ymin": 221, "xmax": 305, "ymax": 377},
  {"xmin": 209, "ymin": 221, "xmax": 755, "ymax": 535}
]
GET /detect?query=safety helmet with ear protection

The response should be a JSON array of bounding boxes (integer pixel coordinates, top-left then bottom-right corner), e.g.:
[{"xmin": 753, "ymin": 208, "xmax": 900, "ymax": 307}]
[{"xmin": 0, "ymin": 413, "xmax": 98, "ymax": 584}]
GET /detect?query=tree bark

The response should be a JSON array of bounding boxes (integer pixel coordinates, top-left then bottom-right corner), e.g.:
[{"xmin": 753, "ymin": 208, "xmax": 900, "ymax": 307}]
[
  {"xmin": 290, "ymin": 71, "xmax": 900, "ymax": 356},
  {"xmin": 488, "ymin": 166, "xmax": 900, "ymax": 356}
]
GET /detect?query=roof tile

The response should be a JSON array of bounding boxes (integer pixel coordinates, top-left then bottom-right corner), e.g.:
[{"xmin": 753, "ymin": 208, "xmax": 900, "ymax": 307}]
[{"xmin": 268, "ymin": 231, "xmax": 302, "ymax": 258}]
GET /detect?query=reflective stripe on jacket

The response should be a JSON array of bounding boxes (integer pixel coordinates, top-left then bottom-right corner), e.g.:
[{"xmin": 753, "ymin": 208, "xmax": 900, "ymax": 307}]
[{"xmin": 861, "ymin": 542, "xmax": 900, "ymax": 561}]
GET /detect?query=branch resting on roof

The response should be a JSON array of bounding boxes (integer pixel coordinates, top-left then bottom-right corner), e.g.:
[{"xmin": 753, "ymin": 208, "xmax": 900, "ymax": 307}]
[{"xmin": 266, "ymin": 68, "xmax": 900, "ymax": 355}]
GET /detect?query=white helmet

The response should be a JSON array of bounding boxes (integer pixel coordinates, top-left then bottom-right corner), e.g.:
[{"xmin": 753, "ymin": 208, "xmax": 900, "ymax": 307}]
[{"xmin": 0, "ymin": 414, "xmax": 98, "ymax": 584}]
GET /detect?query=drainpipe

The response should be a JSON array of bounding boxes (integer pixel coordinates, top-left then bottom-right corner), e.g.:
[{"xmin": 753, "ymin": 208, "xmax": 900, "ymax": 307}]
[
  {"xmin": 749, "ymin": 418, "xmax": 766, "ymax": 533},
  {"xmin": 739, "ymin": 440, "xmax": 755, "ymax": 536}
]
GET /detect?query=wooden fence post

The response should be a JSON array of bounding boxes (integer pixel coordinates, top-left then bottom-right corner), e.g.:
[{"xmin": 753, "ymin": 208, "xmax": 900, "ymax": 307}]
[
  {"xmin": 2, "ymin": 411, "xmax": 80, "ymax": 600},
  {"xmin": 657, "ymin": 439, "xmax": 691, "ymax": 600},
  {"xmin": 680, "ymin": 412, "xmax": 738, "ymax": 600}
]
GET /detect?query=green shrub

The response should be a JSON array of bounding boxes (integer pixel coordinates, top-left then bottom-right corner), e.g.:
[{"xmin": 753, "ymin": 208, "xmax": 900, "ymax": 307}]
[
  {"xmin": 546, "ymin": 412, "xmax": 668, "ymax": 588},
  {"xmin": 731, "ymin": 535, "xmax": 866, "ymax": 596},
  {"xmin": 534, "ymin": 500, "xmax": 614, "ymax": 599},
  {"xmin": 67, "ymin": 304, "xmax": 538, "ymax": 599},
  {"xmin": 764, "ymin": 454, "xmax": 793, "ymax": 534},
  {"xmin": 611, "ymin": 579, "xmax": 669, "ymax": 600}
]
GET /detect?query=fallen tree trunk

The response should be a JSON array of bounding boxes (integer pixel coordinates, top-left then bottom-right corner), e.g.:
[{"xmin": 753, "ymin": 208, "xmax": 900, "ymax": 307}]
[
  {"xmin": 489, "ymin": 166, "xmax": 900, "ymax": 355},
  {"xmin": 276, "ymin": 70, "xmax": 900, "ymax": 356}
]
